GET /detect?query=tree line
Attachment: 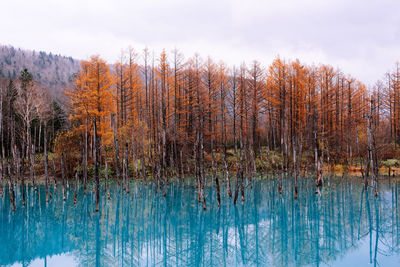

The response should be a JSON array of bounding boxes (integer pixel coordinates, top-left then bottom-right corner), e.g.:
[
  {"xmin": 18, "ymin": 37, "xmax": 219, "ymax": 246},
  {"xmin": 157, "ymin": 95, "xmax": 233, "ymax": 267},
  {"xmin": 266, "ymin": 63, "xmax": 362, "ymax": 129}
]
[{"xmin": 0, "ymin": 47, "xmax": 399, "ymax": 210}]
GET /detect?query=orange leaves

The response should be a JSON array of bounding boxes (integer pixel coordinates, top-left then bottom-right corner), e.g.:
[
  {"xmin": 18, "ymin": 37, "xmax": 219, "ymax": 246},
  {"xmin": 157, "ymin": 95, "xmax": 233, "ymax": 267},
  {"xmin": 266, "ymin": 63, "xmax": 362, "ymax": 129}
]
[
  {"xmin": 67, "ymin": 55, "xmax": 115, "ymax": 145},
  {"xmin": 64, "ymin": 50, "xmax": 378, "ymax": 166}
]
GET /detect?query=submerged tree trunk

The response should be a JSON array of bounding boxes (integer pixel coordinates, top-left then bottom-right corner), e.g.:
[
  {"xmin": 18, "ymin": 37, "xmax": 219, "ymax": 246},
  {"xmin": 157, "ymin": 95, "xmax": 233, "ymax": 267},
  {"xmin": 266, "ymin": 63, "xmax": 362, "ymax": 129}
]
[
  {"xmin": 61, "ymin": 152, "xmax": 65, "ymax": 201},
  {"xmin": 279, "ymin": 133, "xmax": 284, "ymax": 195},
  {"xmin": 52, "ymin": 159, "xmax": 57, "ymax": 193},
  {"xmin": 29, "ymin": 145, "xmax": 34, "ymax": 190},
  {"xmin": 241, "ymin": 143, "xmax": 246, "ymax": 202},
  {"xmin": 366, "ymin": 114, "xmax": 372, "ymax": 190},
  {"xmin": 233, "ymin": 157, "xmax": 244, "ymax": 205},
  {"xmin": 199, "ymin": 113, "xmax": 206, "ymax": 210},
  {"xmin": 162, "ymin": 110, "xmax": 167, "ymax": 198},
  {"xmin": 112, "ymin": 115, "xmax": 121, "ymax": 185},
  {"xmin": 221, "ymin": 92, "xmax": 231, "ymax": 198},
  {"xmin": 222, "ymin": 146, "xmax": 231, "ymax": 198},
  {"xmin": 370, "ymin": 100, "xmax": 379, "ymax": 197},
  {"xmin": 21, "ymin": 148, "xmax": 26, "ymax": 206},
  {"xmin": 31, "ymin": 145, "xmax": 39, "ymax": 200},
  {"xmin": 74, "ymin": 171, "xmax": 78, "ymax": 204},
  {"xmin": 0, "ymin": 160, "xmax": 2, "ymax": 197},
  {"xmin": 211, "ymin": 125, "xmax": 221, "ymax": 207},
  {"xmin": 94, "ymin": 118, "xmax": 100, "ymax": 212},
  {"xmin": 355, "ymin": 127, "xmax": 364, "ymax": 180},
  {"xmin": 180, "ymin": 150, "xmax": 184, "ymax": 179},
  {"xmin": 104, "ymin": 149, "xmax": 110, "ymax": 199},
  {"xmin": 0, "ymin": 95, "xmax": 3, "ymax": 198},
  {"xmin": 314, "ymin": 132, "xmax": 323, "ymax": 193},
  {"xmin": 44, "ymin": 123, "xmax": 50, "ymax": 203},
  {"xmin": 8, "ymin": 165, "xmax": 15, "ymax": 211},
  {"xmin": 125, "ymin": 143, "xmax": 130, "ymax": 194},
  {"xmin": 140, "ymin": 119, "xmax": 146, "ymax": 181},
  {"xmin": 293, "ymin": 136, "xmax": 298, "ymax": 200},
  {"xmin": 83, "ymin": 118, "xmax": 88, "ymax": 195},
  {"xmin": 194, "ymin": 127, "xmax": 200, "ymax": 203},
  {"xmin": 155, "ymin": 133, "xmax": 161, "ymax": 193},
  {"xmin": 234, "ymin": 116, "xmax": 245, "ymax": 205}
]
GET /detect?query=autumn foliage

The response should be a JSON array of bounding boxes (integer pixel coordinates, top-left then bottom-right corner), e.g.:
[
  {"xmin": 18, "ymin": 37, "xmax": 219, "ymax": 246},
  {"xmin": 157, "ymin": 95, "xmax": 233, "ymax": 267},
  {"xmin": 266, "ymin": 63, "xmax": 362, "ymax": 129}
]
[
  {"xmin": 58, "ymin": 51, "xmax": 400, "ymax": 184},
  {"xmin": 0, "ymin": 47, "xmax": 399, "ymax": 208}
]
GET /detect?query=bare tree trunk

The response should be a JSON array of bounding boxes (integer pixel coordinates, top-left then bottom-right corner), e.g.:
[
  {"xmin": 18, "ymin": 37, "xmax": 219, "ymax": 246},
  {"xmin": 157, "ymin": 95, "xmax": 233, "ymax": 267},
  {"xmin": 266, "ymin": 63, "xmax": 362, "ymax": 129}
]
[
  {"xmin": 169, "ymin": 142, "xmax": 174, "ymax": 179},
  {"xmin": 373, "ymin": 134, "xmax": 379, "ymax": 197},
  {"xmin": 61, "ymin": 152, "xmax": 65, "ymax": 201},
  {"xmin": 29, "ymin": 145, "xmax": 33, "ymax": 189},
  {"xmin": 370, "ymin": 100, "xmax": 379, "ymax": 197},
  {"xmin": 314, "ymin": 132, "xmax": 323, "ymax": 194},
  {"xmin": 366, "ymin": 116, "xmax": 372, "ymax": 190},
  {"xmin": 52, "ymin": 159, "xmax": 57, "ymax": 193},
  {"xmin": 74, "ymin": 171, "xmax": 78, "ymax": 204},
  {"xmin": 44, "ymin": 123, "xmax": 50, "ymax": 202},
  {"xmin": 233, "ymin": 148, "xmax": 244, "ymax": 205},
  {"xmin": 279, "ymin": 134, "xmax": 284, "ymax": 195},
  {"xmin": 140, "ymin": 116, "xmax": 146, "ymax": 181},
  {"xmin": 125, "ymin": 143, "xmax": 130, "ymax": 194},
  {"xmin": 355, "ymin": 127, "xmax": 364, "ymax": 179},
  {"xmin": 104, "ymin": 149, "xmax": 110, "ymax": 199},
  {"xmin": 21, "ymin": 134, "xmax": 26, "ymax": 206},
  {"xmin": 25, "ymin": 122, "xmax": 33, "ymax": 204},
  {"xmin": 156, "ymin": 127, "xmax": 162, "ymax": 193},
  {"xmin": 122, "ymin": 148, "xmax": 126, "ymax": 191},
  {"xmin": 94, "ymin": 118, "xmax": 100, "ymax": 212},
  {"xmin": 234, "ymin": 114, "xmax": 245, "ymax": 205},
  {"xmin": 211, "ymin": 120, "xmax": 220, "ymax": 207},
  {"xmin": 199, "ymin": 114, "xmax": 206, "ymax": 210},
  {"xmin": 38, "ymin": 123, "xmax": 41, "ymax": 153},
  {"xmin": 0, "ymin": 93, "xmax": 3, "ymax": 197},
  {"xmin": 162, "ymin": 123, "xmax": 167, "ymax": 197},
  {"xmin": 31, "ymin": 145, "xmax": 38, "ymax": 200},
  {"xmin": 0, "ymin": 162, "xmax": 3, "ymax": 199},
  {"xmin": 180, "ymin": 150, "xmax": 184, "ymax": 179},
  {"xmin": 293, "ymin": 136, "xmax": 298, "ymax": 200},
  {"xmin": 221, "ymin": 86, "xmax": 231, "ymax": 198},
  {"xmin": 112, "ymin": 115, "xmax": 121, "ymax": 185},
  {"xmin": 8, "ymin": 164, "xmax": 15, "ymax": 211},
  {"xmin": 249, "ymin": 148, "xmax": 256, "ymax": 179},
  {"xmin": 194, "ymin": 128, "xmax": 200, "ymax": 203},
  {"xmin": 0, "ymin": 160, "xmax": 2, "ymax": 197},
  {"xmin": 83, "ymin": 118, "xmax": 88, "ymax": 195},
  {"xmin": 132, "ymin": 135, "xmax": 138, "ymax": 178},
  {"xmin": 241, "ymin": 142, "xmax": 246, "ymax": 202},
  {"xmin": 223, "ymin": 148, "xmax": 230, "ymax": 197}
]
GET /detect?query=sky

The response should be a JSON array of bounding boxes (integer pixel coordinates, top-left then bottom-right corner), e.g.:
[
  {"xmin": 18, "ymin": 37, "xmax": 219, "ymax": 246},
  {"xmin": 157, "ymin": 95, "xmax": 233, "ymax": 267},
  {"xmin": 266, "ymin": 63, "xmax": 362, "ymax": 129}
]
[{"xmin": 1, "ymin": 0, "xmax": 399, "ymax": 85}]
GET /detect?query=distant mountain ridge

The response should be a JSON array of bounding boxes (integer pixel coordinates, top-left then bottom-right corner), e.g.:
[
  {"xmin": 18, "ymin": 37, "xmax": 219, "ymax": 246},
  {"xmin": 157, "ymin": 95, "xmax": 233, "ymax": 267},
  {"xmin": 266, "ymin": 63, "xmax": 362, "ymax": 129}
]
[{"xmin": 0, "ymin": 44, "xmax": 81, "ymax": 97}]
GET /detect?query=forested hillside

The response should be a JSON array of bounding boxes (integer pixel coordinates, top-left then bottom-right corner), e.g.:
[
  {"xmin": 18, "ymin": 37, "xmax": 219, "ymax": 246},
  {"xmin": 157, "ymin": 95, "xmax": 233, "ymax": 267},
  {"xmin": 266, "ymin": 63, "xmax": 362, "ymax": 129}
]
[{"xmin": 0, "ymin": 45, "xmax": 80, "ymax": 97}]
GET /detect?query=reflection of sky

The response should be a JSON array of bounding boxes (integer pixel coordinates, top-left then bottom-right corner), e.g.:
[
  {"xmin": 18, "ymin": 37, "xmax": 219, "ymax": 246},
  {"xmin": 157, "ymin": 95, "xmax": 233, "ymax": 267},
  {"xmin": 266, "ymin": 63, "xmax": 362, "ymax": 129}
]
[
  {"xmin": 1, "ymin": 179, "xmax": 400, "ymax": 266},
  {"xmin": 331, "ymin": 240, "xmax": 371, "ymax": 267},
  {"xmin": 9, "ymin": 253, "xmax": 77, "ymax": 267}
]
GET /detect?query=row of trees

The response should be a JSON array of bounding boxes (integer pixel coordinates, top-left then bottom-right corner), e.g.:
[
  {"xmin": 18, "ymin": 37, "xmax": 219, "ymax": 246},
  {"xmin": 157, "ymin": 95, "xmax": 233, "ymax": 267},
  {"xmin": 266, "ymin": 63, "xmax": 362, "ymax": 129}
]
[
  {"xmin": 0, "ymin": 69, "xmax": 64, "ymax": 209},
  {"xmin": 62, "ymin": 49, "xmax": 398, "ymax": 208},
  {"xmin": 0, "ymin": 48, "xmax": 399, "ymax": 210}
]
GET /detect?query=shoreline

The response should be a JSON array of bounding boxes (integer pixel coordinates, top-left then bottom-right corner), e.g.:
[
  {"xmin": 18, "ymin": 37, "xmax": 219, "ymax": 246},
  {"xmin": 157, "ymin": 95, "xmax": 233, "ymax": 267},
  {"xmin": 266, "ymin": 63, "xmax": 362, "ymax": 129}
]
[{"xmin": 2, "ymin": 172, "xmax": 400, "ymax": 186}]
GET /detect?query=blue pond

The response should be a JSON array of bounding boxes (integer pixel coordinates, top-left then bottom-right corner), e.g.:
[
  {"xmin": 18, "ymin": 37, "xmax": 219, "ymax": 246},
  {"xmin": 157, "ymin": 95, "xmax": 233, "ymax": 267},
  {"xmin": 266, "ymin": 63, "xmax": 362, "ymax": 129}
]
[{"xmin": 1, "ymin": 177, "xmax": 400, "ymax": 267}]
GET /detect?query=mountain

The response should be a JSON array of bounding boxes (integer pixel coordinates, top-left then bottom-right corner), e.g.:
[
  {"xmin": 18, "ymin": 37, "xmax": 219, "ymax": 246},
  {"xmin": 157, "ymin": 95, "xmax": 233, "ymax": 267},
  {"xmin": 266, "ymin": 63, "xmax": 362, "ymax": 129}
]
[{"xmin": 0, "ymin": 44, "xmax": 81, "ymax": 97}]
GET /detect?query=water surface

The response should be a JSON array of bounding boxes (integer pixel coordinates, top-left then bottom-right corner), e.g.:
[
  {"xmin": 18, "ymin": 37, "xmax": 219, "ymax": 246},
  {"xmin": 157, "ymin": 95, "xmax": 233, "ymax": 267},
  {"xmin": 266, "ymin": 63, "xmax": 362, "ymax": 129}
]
[{"xmin": 1, "ymin": 177, "xmax": 400, "ymax": 266}]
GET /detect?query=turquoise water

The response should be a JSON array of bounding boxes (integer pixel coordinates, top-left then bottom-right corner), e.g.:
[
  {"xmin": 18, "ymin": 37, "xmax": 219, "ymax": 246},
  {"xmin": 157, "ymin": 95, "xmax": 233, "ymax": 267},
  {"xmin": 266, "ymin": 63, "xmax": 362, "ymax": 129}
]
[{"xmin": 1, "ymin": 177, "xmax": 400, "ymax": 267}]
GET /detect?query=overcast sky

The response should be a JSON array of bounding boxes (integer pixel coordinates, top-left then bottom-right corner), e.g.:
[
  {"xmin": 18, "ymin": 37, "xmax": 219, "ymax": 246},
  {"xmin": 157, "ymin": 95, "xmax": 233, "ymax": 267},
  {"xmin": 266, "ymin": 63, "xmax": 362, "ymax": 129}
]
[{"xmin": 1, "ymin": 0, "xmax": 399, "ymax": 85}]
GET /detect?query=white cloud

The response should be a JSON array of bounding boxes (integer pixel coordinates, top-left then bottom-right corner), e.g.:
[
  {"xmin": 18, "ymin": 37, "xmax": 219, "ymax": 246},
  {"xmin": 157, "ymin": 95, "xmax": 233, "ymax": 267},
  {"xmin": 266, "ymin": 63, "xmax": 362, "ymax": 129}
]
[{"xmin": 0, "ymin": 0, "xmax": 399, "ymax": 85}]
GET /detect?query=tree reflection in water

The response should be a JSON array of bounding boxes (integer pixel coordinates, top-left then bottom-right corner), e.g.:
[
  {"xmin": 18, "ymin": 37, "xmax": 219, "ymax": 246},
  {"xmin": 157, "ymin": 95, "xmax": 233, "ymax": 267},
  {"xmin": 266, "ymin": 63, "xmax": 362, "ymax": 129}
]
[{"xmin": 0, "ymin": 178, "xmax": 400, "ymax": 267}]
